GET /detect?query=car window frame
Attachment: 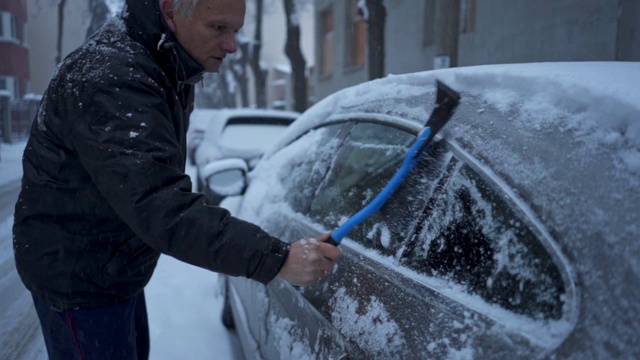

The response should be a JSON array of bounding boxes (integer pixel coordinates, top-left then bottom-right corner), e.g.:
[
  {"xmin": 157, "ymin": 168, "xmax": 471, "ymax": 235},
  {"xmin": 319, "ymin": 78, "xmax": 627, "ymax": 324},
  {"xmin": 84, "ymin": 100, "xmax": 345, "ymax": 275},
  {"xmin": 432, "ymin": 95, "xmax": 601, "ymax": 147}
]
[{"xmin": 443, "ymin": 138, "xmax": 579, "ymax": 324}]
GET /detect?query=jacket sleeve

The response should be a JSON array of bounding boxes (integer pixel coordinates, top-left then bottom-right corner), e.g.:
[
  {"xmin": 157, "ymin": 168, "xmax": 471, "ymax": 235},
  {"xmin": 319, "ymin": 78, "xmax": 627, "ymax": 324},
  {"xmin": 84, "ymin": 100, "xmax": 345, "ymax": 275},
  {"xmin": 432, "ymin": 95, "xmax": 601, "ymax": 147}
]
[{"xmin": 65, "ymin": 75, "xmax": 289, "ymax": 285}]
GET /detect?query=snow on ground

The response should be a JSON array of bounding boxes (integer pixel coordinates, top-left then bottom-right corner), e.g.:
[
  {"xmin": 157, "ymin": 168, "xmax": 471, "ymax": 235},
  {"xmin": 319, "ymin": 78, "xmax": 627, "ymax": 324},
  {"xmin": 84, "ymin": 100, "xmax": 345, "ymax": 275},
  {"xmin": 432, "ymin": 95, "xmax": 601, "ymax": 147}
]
[
  {"xmin": 0, "ymin": 140, "xmax": 243, "ymax": 359},
  {"xmin": 0, "ymin": 141, "xmax": 27, "ymax": 187}
]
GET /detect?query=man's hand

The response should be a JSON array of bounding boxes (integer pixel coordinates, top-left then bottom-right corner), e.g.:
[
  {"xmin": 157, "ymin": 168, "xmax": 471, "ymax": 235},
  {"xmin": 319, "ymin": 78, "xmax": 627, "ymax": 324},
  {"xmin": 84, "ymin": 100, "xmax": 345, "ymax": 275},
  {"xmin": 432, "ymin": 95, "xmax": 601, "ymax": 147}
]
[{"xmin": 277, "ymin": 233, "xmax": 341, "ymax": 287}]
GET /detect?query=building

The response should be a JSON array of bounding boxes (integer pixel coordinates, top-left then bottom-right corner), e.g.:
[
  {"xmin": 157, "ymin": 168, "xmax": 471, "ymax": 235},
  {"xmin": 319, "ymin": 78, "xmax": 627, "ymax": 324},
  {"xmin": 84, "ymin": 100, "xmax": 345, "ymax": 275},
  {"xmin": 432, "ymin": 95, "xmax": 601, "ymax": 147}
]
[
  {"xmin": 314, "ymin": 0, "xmax": 640, "ymax": 102},
  {"xmin": 27, "ymin": 0, "xmax": 92, "ymax": 95},
  {"xmin": 0, "ymin": 0, "xmax": 29, "ymax": 99}
]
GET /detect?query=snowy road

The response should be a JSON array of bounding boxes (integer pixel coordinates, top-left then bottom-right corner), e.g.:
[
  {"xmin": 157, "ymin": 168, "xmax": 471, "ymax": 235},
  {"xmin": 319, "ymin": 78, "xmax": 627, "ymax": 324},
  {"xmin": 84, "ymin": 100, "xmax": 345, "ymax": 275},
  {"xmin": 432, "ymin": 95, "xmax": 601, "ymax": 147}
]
[
  {"xmin": 0, "ymin": 180, "xmax": 47, "ymax": 360},
  {"xmin": 0, "ymin": 141, "xmax": 244, "ymax": 359}
]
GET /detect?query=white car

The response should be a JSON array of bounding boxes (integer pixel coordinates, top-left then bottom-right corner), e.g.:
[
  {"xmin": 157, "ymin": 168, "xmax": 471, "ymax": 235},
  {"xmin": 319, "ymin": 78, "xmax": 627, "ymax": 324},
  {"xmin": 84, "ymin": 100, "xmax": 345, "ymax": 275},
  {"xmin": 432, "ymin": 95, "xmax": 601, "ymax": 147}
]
[{"xmin": 193, "ymin": 108, "xmax": 299, "ymax": 202}]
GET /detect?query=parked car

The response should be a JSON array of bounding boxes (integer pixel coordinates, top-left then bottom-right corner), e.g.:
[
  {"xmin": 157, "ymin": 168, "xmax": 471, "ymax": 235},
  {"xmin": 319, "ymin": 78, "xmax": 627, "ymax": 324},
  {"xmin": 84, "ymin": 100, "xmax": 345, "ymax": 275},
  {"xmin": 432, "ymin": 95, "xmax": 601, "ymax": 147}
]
[
  {"xmin": 186, "ymin": 109, "xmax": 216, "ymax": 166},
  {"xmin": 213, "ymin": 62, "xmax": 640, "ymax": 359},
  {"xmin": 193, "ymin": 108, "xmax": 299, "ymax": 201}
]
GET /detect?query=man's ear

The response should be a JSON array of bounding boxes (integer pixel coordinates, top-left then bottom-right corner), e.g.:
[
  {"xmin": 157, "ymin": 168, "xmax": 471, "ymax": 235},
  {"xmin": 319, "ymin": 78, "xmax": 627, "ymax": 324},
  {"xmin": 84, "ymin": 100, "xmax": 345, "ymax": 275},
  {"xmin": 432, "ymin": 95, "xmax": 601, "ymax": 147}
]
[{"xmin": 159, "ymin": 0, "xmax": 177, "ymax": 32}]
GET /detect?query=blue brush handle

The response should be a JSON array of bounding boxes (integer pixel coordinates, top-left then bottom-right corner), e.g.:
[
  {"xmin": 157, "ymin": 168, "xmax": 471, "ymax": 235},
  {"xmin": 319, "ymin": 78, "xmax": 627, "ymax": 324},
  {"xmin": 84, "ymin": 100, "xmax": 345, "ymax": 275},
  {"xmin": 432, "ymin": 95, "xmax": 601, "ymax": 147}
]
[{"xmin": 326, "ymin": 127, "xmax": 432, "ymax": 246}]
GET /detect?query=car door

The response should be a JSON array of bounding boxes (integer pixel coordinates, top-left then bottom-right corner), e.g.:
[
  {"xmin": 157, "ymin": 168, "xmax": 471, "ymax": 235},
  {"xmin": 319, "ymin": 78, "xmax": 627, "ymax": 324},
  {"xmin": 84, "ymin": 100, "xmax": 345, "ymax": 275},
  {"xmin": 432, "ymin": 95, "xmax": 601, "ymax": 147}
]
[
  {"xmin": 243, "ymin": 119, "xmax": 448, "ymax": 359},
  {"xmin": 302, "ymin": 120, "xmax": 575, "ymax": 358},
  {"xmin": 230, "ymin": 122, "xmax": 359, "ymax": 359}
]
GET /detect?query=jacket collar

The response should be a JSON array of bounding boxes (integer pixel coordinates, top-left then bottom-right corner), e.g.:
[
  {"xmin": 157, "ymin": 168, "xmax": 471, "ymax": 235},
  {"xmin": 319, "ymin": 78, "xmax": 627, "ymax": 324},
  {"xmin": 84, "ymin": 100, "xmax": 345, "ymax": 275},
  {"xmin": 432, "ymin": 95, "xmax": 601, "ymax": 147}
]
[{"xmin": 121, "ymin": 0, "xmax": 205, "ymax": 85}]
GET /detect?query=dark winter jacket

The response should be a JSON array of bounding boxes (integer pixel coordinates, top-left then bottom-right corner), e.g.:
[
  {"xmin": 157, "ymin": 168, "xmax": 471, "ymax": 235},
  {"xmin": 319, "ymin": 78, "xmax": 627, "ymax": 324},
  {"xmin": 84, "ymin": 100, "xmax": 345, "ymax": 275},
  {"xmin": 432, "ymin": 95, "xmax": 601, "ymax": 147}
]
[{"xmin": 13, "ymin": 0, "xmax": 289, "ymax": 310}]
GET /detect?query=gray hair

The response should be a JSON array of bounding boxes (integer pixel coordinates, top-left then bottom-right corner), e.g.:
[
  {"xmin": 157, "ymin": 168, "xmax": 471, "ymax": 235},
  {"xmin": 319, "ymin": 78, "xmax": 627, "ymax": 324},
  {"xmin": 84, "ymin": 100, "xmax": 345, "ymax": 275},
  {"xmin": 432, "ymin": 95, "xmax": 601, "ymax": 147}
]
[{"xmin": 160, "ymin": 0, "xmax": 199, "ymax": 18}]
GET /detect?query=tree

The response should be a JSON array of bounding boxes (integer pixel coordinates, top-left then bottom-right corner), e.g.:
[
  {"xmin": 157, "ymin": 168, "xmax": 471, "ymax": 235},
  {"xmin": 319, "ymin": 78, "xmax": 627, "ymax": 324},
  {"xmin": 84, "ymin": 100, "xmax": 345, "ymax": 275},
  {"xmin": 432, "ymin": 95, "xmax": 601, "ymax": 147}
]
[
  {"xmin": 55, "ymin": 0, "xmax": 67, "ymax": 64},
  {"xmin": 362, "ymin": 0, "xmax": 386, "ymax": 80},
  {"xmin": 195, "ymin": 32, "xmax": 252, "ymax": 109},
  {"xmin": 86, "ymin": 0, "xmax": 111, "ymax": 39},
  {"xmin": 197, "ymin": 0, "xmax": 271, "ymax": 109},
  {"xmin": 53, "ymin": 0, "xmax": 112, "ymax": 64},
  {"xmin": 283, "ymin": 0, "xmax": 308, "ymax": 112},
  {"xmin": 249, "ymin": 0, "xmax": 268, "ymax": 108}
]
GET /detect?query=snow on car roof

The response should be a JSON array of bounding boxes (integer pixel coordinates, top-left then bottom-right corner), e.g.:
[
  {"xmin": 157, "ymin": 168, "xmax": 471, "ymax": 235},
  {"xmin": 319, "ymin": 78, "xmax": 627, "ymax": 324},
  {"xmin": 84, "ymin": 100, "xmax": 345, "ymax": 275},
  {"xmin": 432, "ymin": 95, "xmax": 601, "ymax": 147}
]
[{"xmin": 270, "ymin": 62, "xmax": 639, "ymax": 182}]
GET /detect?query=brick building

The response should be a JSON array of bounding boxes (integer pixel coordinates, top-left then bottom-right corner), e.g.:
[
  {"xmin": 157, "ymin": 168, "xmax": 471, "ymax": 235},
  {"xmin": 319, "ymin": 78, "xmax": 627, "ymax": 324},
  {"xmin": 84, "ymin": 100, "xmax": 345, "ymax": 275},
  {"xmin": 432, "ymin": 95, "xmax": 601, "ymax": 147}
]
[{"xmin": 0, "ymin": 0, "xmax": 29, "ymax": 99}]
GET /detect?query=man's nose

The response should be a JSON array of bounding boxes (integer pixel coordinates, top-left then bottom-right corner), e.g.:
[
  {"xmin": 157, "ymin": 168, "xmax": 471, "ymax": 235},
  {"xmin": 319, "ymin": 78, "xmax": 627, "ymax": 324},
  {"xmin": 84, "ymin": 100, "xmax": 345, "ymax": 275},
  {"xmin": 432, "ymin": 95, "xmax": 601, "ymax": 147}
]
[{"xmin": 221, "ymin": 33, "xmax": 238, "ymax": 53}]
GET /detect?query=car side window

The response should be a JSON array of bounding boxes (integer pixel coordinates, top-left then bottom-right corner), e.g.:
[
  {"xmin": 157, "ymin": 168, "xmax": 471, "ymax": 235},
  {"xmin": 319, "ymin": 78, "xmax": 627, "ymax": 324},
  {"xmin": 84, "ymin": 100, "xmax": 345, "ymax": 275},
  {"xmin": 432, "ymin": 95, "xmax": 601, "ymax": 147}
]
[
  {"xmin": 275, "ymin": 123, "xmax": 349, "ymax": 214},
  {"xmin": 401, "ymin": 159, "xmax": 566, "ymax": 320},
  {"xmin": 309, "ymin": 121, "xmax": 450, "ymax": 255}
]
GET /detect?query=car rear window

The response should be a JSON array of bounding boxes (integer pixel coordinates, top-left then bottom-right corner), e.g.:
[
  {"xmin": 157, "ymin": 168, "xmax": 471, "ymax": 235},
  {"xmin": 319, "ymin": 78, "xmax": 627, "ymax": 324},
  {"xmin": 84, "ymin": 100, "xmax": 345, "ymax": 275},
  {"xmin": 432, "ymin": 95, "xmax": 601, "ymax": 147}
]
[{"xmin": 220, "ymin": 117, "xmax": 293, "ymax": 151}]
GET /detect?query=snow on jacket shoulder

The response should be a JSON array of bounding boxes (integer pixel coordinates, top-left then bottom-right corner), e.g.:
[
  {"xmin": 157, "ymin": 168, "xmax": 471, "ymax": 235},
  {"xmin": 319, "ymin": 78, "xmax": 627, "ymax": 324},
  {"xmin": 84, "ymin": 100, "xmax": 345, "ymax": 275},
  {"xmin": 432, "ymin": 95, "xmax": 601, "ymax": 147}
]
[{"xmin": 13, "ymin": 1, "xmax": 289, "ymax": 310}]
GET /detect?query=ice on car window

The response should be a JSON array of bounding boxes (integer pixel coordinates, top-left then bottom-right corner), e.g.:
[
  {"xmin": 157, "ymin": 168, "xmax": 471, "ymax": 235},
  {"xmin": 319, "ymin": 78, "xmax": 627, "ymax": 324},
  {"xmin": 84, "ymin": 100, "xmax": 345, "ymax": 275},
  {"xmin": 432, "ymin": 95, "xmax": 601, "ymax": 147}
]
[
  {"xmin": 246, "ymin": 124, "xmax": 348, "ymax": 218},
  {"xmin": 310, "ymin": 121, "xmax": 450, "ymax": 254},
  {"xmin": 403, "ymin": 161, "xmax": 566, "ymax": 320}
]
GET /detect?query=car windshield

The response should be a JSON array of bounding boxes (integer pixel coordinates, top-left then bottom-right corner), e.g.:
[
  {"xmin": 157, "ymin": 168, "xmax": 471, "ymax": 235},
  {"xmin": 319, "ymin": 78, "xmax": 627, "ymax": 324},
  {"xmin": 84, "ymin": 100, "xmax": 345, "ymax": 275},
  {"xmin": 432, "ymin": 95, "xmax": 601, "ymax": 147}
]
[{"xmin": 220, "ymin": 117, "xmax": 292, "ymax": 151}]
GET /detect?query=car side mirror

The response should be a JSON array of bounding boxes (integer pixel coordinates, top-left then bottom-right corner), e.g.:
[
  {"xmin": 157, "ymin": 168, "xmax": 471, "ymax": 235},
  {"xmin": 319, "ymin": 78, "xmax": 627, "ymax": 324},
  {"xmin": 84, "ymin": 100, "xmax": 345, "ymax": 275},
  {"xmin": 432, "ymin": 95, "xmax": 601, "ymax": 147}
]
[{"xmin": 201, "ymin": 158, "xmax": 248, "ymax": 197}]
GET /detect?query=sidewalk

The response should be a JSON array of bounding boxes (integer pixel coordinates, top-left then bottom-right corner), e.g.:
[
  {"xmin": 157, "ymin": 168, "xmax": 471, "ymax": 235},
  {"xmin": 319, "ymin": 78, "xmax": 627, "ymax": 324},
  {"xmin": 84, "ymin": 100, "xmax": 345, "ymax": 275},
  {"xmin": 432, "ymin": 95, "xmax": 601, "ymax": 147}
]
[
  {"xmin": 0, "ymin": 138, "xmax": 242, "ymax": 359},
  {"xmin": 0, "ymin": 141, "xmax": 27, "ymax": 187}
]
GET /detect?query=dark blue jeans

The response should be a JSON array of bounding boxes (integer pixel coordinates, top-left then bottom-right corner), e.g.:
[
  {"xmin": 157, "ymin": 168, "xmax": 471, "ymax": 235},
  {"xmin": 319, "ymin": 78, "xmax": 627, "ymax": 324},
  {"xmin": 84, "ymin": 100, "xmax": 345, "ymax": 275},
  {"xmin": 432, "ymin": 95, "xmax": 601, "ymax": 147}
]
[{"xmin": 32, "ymin": 291, "xmax": 150, "ymax": 360}]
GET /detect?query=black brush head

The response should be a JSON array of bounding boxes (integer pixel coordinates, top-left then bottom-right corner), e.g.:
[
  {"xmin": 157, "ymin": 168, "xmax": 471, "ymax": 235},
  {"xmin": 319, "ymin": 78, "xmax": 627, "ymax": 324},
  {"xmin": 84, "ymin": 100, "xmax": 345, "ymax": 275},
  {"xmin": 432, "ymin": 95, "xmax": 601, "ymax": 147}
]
[{"xmin": 415, "ymin": 80, "xmax": 462, "ymax": 156}]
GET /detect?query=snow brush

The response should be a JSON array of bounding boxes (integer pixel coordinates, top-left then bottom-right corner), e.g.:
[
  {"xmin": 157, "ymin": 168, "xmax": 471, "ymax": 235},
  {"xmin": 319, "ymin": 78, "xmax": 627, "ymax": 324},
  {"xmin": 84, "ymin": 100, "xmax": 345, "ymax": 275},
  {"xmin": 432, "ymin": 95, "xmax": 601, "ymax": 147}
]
[{"xmin": 326, "ymin": 80, "xmax": 461, "ymax": 247}]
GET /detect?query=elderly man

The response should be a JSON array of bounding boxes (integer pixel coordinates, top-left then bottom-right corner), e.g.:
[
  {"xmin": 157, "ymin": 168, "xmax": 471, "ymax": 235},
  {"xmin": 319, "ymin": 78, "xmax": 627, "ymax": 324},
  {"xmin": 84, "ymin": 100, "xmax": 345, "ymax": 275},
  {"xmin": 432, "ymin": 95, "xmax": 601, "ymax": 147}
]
[{"xmin": 12, "ymin": 0, "xmax": 339, "ymax": 359}]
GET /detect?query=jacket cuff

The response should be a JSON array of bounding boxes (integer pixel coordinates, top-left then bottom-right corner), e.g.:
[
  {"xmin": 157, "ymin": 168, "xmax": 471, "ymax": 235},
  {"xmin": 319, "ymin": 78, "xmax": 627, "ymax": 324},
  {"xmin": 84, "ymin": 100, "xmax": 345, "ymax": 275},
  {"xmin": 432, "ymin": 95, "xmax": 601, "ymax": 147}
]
[{"xmin": 249, "ymin": 236, "xmax": 291, "ymax": 285}]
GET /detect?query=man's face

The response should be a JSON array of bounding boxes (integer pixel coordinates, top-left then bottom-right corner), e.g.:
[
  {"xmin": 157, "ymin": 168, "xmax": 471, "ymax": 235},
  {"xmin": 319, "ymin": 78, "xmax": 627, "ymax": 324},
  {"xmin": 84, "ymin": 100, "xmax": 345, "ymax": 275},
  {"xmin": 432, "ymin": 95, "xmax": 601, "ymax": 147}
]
[{"xmin": 162, "ymin": 0, "xmax": 246, "ymax": 72}]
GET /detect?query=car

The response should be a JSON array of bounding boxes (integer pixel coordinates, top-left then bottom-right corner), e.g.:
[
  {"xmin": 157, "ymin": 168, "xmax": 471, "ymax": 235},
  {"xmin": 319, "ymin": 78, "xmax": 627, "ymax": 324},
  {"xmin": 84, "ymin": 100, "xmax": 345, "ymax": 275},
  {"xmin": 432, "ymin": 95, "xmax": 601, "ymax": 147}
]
[
  {"xmin": 192, "ymin": 108, "xmax": 299, "ymax": 202},
  {"xmin": 212, "ymin": 62, "xmax": 640, "ymax": 359},
  {"xmin": 186, "ymin": 109, "xmax": 213, "ymax": 166}
]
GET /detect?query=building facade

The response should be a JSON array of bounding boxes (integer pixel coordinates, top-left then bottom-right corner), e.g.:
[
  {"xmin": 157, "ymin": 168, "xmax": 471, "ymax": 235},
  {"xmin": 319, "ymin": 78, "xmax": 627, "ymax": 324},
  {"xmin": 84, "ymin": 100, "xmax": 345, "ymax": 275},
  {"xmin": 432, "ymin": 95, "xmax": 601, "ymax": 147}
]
[
  {"xmin": 27, "ymin": 0, "xmax": 92, "ymax": 95},
  {"xmin": 314, "ymin": 0, "xmax": 640, "ymax": 101},
  {"xmin": 0, "ymin": 0, "xmax": 29, "ymax": 99}
]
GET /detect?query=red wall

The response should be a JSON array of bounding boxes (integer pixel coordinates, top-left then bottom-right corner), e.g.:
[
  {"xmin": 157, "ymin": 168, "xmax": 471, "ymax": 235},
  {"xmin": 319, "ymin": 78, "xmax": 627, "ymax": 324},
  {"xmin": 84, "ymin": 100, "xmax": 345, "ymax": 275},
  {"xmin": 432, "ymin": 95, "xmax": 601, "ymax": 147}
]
[
  {"xmin": 0, "ymin": 0, "xmax": 27, "ymax": 18},
  {"xmin": 0, "ymin": 43, "xmax": 29, "ymax": 78},
  {"xmin": 0, "ymin": 0, "xmax": 30, "ymax": 96}
]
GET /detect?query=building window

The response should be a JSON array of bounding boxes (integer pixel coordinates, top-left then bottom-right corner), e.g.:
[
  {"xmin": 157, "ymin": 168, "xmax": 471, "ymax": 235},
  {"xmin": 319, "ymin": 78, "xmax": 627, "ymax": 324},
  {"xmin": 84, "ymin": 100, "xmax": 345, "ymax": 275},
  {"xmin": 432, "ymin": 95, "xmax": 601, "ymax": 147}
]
[
  {"xmin": 346, "ymin": 0, "xmax": 366, "ymax": 67},
  {"xmin": 423, "ymin": 0, "xmax": 436, "ymax": 47},
  {"xmin": 460, "ymin": 0, "xmax": 476, "ymax": 34},
  {"xmin": 0, "ymin": 76, "xmax": 19, "ymax": 99},
  {"xmin": 0, "ymin": 12, "xmax": 18, "ymax": 41},
  {"xmin": 319, "ymin": 8, "xmax": 334, "ymax": 76}
]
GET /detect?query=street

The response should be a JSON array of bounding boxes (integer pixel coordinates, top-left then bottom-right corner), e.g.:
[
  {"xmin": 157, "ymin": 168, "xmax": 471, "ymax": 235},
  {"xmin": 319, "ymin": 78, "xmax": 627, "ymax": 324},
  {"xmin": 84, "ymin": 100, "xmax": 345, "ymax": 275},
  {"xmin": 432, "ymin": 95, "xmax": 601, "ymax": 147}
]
[
  {"xmin": 0, "ymin": 142, "xmax": 243, "ymax": 359},
  {"xmin": 0, "ymin": 180, "xmax": 47, "ymax": 359}
]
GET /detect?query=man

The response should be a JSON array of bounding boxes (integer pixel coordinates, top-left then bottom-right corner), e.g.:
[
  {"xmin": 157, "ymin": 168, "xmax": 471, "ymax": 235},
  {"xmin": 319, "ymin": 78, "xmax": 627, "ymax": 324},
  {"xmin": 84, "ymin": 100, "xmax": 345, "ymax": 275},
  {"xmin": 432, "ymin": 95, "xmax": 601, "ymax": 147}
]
[{"xmin": 12, "ymin": 0, "xmax": 339, "ymax": 359}]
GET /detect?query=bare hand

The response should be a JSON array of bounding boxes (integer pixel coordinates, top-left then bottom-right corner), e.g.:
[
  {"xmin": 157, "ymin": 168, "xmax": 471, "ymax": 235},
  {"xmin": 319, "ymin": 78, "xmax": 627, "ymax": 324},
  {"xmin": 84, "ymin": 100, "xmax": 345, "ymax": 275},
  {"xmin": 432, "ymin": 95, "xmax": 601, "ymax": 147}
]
[{"xmin": 277, "ymin": 233, "xmax": 341, "ymax": 287}]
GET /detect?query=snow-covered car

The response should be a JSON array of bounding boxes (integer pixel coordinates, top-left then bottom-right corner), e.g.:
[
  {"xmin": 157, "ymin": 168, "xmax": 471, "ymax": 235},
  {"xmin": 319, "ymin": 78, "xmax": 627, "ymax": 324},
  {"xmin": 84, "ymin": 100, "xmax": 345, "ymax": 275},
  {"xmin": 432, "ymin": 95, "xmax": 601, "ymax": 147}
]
[
  {"xmin": 215, "ymin": 62, "xmax": 640, "ymax": 359},
  {"xmin": 186, "ymin": 109, "xmax": 218, "ymax": 166},
  {"xmin": 193, "ymin": 108, "xmax": 298, "ymax": 202}
]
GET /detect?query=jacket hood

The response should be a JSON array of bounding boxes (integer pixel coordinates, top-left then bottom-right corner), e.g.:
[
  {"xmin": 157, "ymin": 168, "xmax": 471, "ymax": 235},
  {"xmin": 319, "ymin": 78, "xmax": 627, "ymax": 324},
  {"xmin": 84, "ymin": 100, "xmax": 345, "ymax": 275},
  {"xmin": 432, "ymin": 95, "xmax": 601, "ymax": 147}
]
[{"xmin": 121, "ymin": 0, "xmax": 205, "ymax": 85}]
